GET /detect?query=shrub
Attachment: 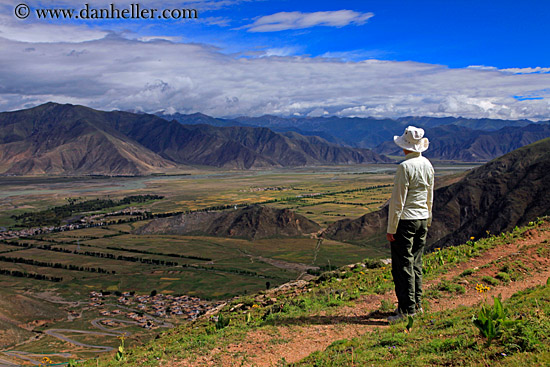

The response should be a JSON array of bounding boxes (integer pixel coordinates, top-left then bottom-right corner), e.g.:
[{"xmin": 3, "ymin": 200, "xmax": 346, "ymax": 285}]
[
  {"xmin": 481, "ymin": 276, "xmax": 500, "ymax": 286},
  {"xmin": 460, "ymin": 268, "xmax": 474, "ymax": 277},
  {"xmin": 472, "ymin": 296, "xmax": 517, "ymax": 346},
  {"xmin": 496, "ymin": 272, "xmax": 511, "ymax": 283}
]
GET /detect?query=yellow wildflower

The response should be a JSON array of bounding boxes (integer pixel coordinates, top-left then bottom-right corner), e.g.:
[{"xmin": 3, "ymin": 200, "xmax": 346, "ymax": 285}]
[
  {"xmin": 475, "ymin": 283, "xmax": 490, "ymax": 293},
  {"xmin": 470, "ymin": 236, "xmax": 475, "ymax": 240}
]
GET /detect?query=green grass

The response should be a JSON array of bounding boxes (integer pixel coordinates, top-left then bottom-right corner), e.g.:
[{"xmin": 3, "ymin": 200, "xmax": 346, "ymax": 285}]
[
  {"xmin": 481, "ymin": 276, "xmax": 501, "ymax": 286},
  {"xmin": 496, "ymin": 272, "xmax": 511, "ymax": 283},
  {"xmin": 426, "ymin": 279, "xmax": 466, "ymax": 299},
  {"xmin": 10, "ymin": 227, "xmax": 383, "ymax": 301},
  {"xmin": 295, "ymin": 284, "xmax": 550, "ymax": 366}
]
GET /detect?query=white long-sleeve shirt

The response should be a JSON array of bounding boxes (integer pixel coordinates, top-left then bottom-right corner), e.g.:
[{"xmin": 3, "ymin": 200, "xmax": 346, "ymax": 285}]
[{"xmin": 387, "ymin": 152, "xmax": 434, "ymax": 234}]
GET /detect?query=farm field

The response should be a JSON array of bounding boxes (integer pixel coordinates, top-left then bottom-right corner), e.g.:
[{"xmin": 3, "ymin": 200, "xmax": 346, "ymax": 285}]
[{"xmin": 0, "ymin": 163, "xmax": 478, "ymax": 364}]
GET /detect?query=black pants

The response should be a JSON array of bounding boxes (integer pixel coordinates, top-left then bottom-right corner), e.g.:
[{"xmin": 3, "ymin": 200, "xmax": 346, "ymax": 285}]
[{"xmin": 391, "ymin": 219, "xmax": 428, "ymax": 315}]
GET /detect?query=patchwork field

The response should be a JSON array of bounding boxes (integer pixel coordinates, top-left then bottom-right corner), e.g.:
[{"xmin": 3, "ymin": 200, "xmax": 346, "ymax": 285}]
[{"xmin": 0, "ymin": 164, "xmax": 478, "ymax": 364}]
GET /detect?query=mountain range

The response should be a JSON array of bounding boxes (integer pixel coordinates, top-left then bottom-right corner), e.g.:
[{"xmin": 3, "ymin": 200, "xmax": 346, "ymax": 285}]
[
  {"xmin": 324, "ymin": 137, "xmax": 550, "ymax": 250},
  {"xmin": 375, "ymin": 123, "xmax": 550, "ymax": 161},
  {"xmin": 2, "ymin": 102, "xmax": 550, "ymax": 175},
  {"xmin": 162, "ymin": 112, "xmax": 550, "ymax": 162},
  {"xmin": 218, "ymin": 115, "xmax": 549, "ymax": 148},
  {"xmin": 0, "ymin": 103, "xmax": 389, "ymax": 175}
]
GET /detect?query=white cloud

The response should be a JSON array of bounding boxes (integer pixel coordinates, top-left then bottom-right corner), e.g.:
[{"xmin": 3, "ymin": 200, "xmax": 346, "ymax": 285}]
[
  {"xmin": 500, "ymin": 67, "xmax": 550, "ymax": 74},
  {"xmin": 0, "ymin": 29, "xmax": 549, "ymax": 120},
  {"xmin": 469, "ymin": 65, "xmax": 550, "ymax": 75},
  {"xmin": 467, "ymin": 65, "xmax": 498, "ymax": 71},
  {"xmin": 201, "ymin": 16, "xmax": 232, "ymax": 27},
  {"xmin": 262, "ymin": 47, "xmax": 302, "ymax": 57},
  {"xmin": 0, "ymin": 13, "xmax": 109, "ymax": 43},
  {"xmin": 243, "ymin": 10, "xmax": 374, "ymax": 32},
  {"xmin": 307, "ymin": 108, "xmax": 329, "ymax": 117},
  {"xmin": 138, "ymin": 36, "xmax": 182, "ymax": 42},
  {"xmin": 320, "ymin": 49, "xmax": 389, "ymax": 61}
]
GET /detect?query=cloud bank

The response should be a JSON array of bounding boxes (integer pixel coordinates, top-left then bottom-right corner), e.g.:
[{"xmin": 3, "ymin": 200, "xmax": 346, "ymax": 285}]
[{"xmin": 0, "ymin": 9, "xmax": 548, "ymax": 120}]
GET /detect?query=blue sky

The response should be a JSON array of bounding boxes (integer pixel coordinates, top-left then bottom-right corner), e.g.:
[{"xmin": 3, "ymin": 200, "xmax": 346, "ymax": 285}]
[
  {"xmin": 188, "ymin": 0, "xmax": 549, "ymax": 68},
  {"xmin": 0, "ymin": 0, "xmax": 549, "ymax": 119},
  {"xmin": 71, "ymin": 0, "xmax": 548, "ymax": 68}
]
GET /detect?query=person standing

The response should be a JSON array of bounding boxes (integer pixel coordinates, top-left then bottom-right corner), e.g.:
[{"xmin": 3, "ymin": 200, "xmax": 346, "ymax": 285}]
[{"xmin": 386, "ymin": 126, "xmax": 434, "ymax": 322}]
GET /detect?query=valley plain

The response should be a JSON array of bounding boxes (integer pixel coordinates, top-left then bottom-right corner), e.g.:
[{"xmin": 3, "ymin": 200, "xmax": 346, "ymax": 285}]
[{"xmin": 0, "ymin": 163, "xmax": 478, "ymax": 365}]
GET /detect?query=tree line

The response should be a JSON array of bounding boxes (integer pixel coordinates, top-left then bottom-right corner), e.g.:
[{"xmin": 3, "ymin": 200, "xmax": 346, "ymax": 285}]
[
  {"xmin": 1, "ymin": 240, "xmax": 185, "ymax": 267},
  {"xmin": 0, "ymin": 268, "xmax": 62, "ymax": 282},
  {"xmin": 104, "ymin": 246, "xmax": 212, "ymax": 261},
  {"xmin": 182, "ymin": 263, "xmax": 287, "ymax": 280},
  {"xmin": 75, "ymin": 250, "xmax": 179, "ymax": 266},
  {"xmin": 11, "ymin": 194, "xmax": 163, "ymax": 227},
  {"xmin": 0, "ymin": 255, "xmax": 114, "ymax": 274}
]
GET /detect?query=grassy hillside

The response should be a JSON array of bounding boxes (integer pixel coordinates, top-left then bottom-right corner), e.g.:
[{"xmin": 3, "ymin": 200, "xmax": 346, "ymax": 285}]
[
  {"xmin": 73, "ymin": 217, "xmax": 550, "ymax": 367},
  {"xmin": 0, "ymin": 288, "xmax": 65, "ymax": 349}
]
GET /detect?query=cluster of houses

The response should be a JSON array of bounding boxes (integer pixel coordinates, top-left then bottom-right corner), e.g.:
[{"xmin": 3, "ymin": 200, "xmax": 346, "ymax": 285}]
[
  {"xmin": 0, "ymin": 207, "xmax": 147, "ymax": 240},
  {"xmin": 0, "ymin": 222, "xmax": 104, "ymax": 240},
  {"xmin": 80, "ymin": 207, "xmax": 147, "ymax": 224},
  {"xmin": 89, "ymin": 291, "xmax": 222, "ymax": 329},
  {"xmin": 241, "ymin": 186, "xmax": 290, "ymax": 192}
]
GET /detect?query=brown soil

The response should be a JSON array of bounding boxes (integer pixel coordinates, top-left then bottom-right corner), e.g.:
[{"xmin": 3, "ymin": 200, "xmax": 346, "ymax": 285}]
[{"xmin": 170, "ymin": 223, "xmax": 550, "ymax": 367}]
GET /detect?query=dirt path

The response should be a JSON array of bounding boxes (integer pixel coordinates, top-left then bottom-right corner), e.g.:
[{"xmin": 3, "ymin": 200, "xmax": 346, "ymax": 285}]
[{"xmin": 172, "ymin": 223, "xmax": 550, "ymax": 367}]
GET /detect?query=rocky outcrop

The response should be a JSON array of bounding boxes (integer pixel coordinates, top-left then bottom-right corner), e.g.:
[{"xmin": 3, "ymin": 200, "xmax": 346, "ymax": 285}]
[{"xmin": 135, "ymin": 205, "xmax": 322, "ymax": 240}]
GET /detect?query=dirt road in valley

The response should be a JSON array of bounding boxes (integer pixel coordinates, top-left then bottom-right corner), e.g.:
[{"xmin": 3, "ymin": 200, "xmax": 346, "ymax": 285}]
[{"xmin": 1, "ymin": 304, "xmax": 174, "ymax": 366}]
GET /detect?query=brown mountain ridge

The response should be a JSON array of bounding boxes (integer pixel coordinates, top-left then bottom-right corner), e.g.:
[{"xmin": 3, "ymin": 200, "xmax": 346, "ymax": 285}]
[{"xmin": 0, "ymin": 104, "xmax": 176, "ymax": 175}]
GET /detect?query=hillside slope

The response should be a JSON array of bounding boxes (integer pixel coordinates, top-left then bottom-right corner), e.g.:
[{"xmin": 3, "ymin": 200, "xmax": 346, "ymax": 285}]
[
  {"xmin": 0, "ymin": 290, "xmax": 65, "ymax": 349},
  {"xmin": 324, "ymin": 138, "xmax": 550, "ymax": 250},
  {"xmin": 80, "ymin": 219, "xmax": 550, "ymax": 367},
  {"xmin": 135, "ymin": 205, "xmax": 321, "ymax": 240}
]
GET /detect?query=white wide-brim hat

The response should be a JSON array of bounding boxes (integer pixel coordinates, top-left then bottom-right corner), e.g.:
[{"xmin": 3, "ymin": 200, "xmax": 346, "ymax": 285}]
[{"xmin": 393, "ymin": 126, "xmax": 429, "ymax": 153}]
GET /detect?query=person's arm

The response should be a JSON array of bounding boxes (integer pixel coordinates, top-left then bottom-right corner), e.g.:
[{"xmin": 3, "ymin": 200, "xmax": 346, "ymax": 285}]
[
  {"xmin": 426, "ymin": 166, "xmax": 434, "ymax": 227},
  {"xmin": 387, "ymin": 164, "xmax": 408, "ymax": 236}
]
